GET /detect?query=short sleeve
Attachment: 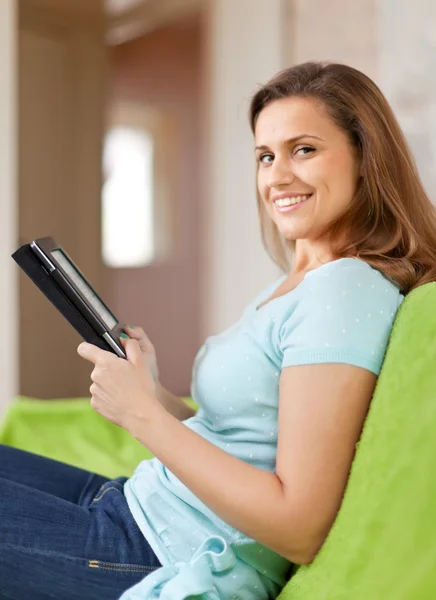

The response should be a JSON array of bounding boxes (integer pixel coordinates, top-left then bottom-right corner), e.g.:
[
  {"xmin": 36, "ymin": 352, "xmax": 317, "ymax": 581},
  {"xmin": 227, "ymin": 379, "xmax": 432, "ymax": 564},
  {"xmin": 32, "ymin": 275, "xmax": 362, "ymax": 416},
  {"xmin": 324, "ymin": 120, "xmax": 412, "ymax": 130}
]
[{"xmin": 279, "ymin": 262, "xmax": 403, "ymax": 375}]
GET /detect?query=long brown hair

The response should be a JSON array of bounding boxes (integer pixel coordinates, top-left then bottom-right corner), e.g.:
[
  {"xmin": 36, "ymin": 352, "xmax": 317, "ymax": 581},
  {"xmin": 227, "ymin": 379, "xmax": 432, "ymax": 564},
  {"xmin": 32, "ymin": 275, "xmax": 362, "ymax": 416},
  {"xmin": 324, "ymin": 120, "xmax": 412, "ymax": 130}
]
[{"xmin": 249, "ymin": 61, "xmax": 436, "ymax": 293}]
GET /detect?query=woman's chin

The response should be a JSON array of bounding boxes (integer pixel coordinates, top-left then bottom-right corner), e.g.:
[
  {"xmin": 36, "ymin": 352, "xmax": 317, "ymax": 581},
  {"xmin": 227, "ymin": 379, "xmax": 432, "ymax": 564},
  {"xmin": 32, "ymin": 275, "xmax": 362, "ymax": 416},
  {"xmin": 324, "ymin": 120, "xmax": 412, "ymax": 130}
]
[{"xmin": 278, "ymin": 226, "xmax": 306, "ymax": 241}]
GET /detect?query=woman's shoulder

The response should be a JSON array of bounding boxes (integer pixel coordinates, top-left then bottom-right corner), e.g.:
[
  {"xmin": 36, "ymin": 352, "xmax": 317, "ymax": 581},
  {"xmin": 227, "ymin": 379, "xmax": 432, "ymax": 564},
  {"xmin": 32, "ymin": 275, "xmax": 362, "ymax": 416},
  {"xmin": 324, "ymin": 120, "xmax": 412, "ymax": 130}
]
[
  {"xmin": 294, "ymin": 258, "xmax": 404, "ymax": 328},
  {"xmin": 304, "ymin": 257, "xmax": 402, "ymax": 298},
  {"xmin": 278, "ymin": 258, "xmax": 403, "ymax": 375}
]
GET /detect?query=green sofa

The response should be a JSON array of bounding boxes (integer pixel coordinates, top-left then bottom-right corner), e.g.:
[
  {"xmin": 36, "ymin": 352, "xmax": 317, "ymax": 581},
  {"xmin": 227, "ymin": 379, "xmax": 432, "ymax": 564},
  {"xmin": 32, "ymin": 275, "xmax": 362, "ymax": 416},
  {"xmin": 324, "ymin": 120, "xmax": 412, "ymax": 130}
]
[{"xmin": 1, "ymin": 283, "xmax": 436, "ymax": 598}]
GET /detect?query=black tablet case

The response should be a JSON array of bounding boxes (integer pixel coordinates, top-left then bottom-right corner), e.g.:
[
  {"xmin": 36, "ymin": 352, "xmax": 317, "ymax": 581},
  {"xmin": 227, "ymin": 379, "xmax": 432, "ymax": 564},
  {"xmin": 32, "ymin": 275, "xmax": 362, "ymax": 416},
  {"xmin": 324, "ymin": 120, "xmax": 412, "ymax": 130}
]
[{"xmin": 12, "ymin": 243, "xmax": 116, "ymax": 354}]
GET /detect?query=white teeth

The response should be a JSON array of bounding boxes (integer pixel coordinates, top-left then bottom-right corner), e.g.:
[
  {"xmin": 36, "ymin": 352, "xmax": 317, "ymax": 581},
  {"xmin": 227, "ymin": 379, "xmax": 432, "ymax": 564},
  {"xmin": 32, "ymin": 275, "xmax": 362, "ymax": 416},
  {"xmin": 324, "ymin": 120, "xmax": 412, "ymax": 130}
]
[{"xmin": 275, "ymin": 194, "xmax": 311, "ymax": 207}]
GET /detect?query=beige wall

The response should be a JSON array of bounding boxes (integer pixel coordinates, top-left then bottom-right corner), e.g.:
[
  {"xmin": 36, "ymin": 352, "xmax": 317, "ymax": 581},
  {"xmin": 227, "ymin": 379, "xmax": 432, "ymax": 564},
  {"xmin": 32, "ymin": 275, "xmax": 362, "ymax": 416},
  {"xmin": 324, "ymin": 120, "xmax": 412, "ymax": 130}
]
[
  {"xmin": 18, "ymin": 0, "xmax": 107, "ymax": 399},
  {"xmin": 288, "ymin": 0, "xmax": 377, "ymax": 79},
  {"xmin": 107, "ymin": 14, "xmax": 203, "ymax": 396},
  {"xmin": 0, "ymin": 0, "xmax": 18, "ymax": 419},
  {"xmin": 377, "ymin": 0, "xmax": 436, "ymax": 202},
  {"xmin": 203, "ymin": 0, "xmax": 285, "ymax": 336}
]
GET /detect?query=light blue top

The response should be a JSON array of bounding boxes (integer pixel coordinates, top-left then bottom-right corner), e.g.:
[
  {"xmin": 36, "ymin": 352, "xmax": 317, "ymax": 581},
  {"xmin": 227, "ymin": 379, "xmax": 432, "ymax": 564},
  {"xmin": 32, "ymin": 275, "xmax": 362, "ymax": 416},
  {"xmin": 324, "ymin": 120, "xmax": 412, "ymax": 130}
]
[{"xmin": 121, "ymin": 258, "xmax": 404, "ymax": 599}]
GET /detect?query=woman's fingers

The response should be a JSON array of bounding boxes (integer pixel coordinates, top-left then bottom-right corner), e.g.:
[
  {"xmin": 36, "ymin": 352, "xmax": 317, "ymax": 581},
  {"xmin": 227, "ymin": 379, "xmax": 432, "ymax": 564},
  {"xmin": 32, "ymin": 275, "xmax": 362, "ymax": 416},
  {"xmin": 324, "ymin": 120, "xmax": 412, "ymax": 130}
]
[
  {"xmin": 122, "ymin": 325, "xmax": 154, "ymax": 354},
  {"xmin": 122, "ymin": 325, "xmax": 159, "ymax": 382}
]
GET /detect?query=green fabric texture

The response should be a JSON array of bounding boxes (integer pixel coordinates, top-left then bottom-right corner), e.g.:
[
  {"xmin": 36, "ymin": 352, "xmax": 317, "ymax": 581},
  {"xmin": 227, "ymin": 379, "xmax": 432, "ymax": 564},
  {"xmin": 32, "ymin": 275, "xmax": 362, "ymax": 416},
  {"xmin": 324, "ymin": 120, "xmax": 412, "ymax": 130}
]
[
  {"xmin": 0, "ymin": 396, "xmax": 197, "ymax": 479},
  {"xmin": 279, "ymin": 282, "xmax": 436, "ymax": 600},
  {"xmin": 1, "ymin": 284, "xmax": 435, "ymax": 597}
]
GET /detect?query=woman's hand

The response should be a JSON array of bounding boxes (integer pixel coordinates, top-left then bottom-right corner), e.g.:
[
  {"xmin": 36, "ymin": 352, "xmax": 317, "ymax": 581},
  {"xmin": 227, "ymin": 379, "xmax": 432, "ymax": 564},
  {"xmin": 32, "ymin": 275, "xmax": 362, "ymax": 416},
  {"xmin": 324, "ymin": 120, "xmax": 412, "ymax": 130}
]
[
  {"xmin": 121, "ymin": 325, "xmax": 193, "ymax": 420},
  {"xmin": 77, "ymin": 336, "xmax": 163, "ymax": 433},
  {"xmin": 122, "ymin": 325, "xmax": 159, "ymax": 382}
]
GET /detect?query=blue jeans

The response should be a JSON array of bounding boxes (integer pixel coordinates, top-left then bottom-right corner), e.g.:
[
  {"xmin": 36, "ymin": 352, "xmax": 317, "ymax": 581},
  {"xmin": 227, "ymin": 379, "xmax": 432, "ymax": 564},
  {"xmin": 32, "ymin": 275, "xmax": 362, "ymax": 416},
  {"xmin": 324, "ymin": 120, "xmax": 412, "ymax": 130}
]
[{"xmin": 0, "ymin": 444, "xmax": 162, "ymax": 600}]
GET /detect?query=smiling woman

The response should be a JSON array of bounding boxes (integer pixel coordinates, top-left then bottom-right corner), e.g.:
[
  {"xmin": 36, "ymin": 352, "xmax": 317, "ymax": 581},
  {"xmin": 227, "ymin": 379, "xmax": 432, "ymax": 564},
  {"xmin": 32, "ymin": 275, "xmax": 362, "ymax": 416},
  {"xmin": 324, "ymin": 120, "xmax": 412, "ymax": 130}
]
[
  {"xmin": 250, "ymin": 62, "xmax": 436, "ymax": 292},
  {"xmin": 2, "ymin": 61, "xmax": 436, "ymax": 600}
]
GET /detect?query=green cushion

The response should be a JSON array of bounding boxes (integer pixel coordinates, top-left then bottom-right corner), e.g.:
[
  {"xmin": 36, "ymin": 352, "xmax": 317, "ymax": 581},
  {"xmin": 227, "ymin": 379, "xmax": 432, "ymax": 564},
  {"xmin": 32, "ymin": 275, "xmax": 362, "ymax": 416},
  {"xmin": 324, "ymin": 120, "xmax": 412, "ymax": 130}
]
[
  {"xmin": 0, "ymin": 396, "xmax": 196, "ymax": 478},
  {"xmin": 279, "ymin": 282, "xmax": 436, "ymax": 599}
]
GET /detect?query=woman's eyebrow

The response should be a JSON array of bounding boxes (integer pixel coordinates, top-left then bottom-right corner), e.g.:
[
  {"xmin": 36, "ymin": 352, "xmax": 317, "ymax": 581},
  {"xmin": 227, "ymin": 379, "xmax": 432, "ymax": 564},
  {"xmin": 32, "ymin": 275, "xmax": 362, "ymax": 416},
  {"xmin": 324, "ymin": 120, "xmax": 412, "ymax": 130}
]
[{"xmin": 255, "ymin": 134, "xmax": 325, "ymax": 151}]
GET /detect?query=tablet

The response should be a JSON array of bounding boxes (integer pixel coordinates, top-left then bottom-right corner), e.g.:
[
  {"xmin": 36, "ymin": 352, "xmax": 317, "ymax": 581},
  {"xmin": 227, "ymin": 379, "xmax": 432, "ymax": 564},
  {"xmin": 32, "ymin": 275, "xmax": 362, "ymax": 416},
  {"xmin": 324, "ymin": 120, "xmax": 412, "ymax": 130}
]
[{"xmin": 12, "ymin": 237, "xmax": 127, "ymax": 359}]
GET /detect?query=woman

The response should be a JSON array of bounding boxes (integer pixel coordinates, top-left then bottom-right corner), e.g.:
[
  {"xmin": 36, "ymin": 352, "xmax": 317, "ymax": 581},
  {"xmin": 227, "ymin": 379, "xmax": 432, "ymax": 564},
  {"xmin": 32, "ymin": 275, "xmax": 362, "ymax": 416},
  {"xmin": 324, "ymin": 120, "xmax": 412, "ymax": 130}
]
[{"xmin": 2, "ymin": 62, "xmax": 436, "ymax": 600}]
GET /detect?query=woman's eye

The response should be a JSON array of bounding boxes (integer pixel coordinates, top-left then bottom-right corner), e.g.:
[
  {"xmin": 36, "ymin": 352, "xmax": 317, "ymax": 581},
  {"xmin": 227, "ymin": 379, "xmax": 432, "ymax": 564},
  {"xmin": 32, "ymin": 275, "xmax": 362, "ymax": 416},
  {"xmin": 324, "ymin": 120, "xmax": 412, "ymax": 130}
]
[
  {"xmin": 295, "ymin": 146, "xmax": 315, "ymax": 156},
  {"xmin": 259, "ymin": 153, "xmax": 274, "ymax": 164}
]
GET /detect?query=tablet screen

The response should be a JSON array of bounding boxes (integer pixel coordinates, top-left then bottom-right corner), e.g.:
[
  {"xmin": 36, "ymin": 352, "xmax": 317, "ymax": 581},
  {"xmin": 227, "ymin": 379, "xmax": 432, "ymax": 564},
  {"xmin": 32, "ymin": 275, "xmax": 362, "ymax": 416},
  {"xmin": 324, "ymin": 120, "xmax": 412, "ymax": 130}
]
[{"xmin": 51, "ymin": 249, "xmax": 118, "ymax": 330}]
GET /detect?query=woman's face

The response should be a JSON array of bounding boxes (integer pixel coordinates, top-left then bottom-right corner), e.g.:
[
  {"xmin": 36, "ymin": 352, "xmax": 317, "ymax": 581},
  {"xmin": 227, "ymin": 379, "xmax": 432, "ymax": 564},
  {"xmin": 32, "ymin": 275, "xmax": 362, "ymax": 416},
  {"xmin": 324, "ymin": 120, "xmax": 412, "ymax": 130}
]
[{"xmin": 255, "ymin": 96, "xmax": 361, "ymax": 243}]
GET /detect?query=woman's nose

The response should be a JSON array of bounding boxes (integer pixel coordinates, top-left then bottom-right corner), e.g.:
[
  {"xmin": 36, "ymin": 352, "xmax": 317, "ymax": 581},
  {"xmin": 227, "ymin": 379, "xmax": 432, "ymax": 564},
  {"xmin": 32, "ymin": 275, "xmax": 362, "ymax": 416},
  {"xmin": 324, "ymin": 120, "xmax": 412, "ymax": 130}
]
[{"xmin": 267, "ymin": 159, "xmax": 295, "ymax": 189}]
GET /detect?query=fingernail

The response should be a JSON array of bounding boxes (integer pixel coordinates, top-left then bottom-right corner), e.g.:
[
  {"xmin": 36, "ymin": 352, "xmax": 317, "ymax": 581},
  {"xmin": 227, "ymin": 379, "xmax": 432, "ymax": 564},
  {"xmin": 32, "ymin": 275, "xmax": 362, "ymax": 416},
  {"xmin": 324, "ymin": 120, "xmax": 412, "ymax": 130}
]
[
  {"xmin": 120, "ymin": 333, "xmax": 129, "ymax": 339},
  {"xmin": 128, "ymin": 325, "xmax": 135, "ymax": 329}
]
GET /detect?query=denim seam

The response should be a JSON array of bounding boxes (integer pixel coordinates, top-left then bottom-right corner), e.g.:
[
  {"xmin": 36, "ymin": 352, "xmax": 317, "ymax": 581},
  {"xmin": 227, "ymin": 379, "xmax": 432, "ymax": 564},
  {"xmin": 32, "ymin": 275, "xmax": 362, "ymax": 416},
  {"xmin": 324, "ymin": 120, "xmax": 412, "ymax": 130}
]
[
  {"xmin": 91, "ymin": 486, "xmax": 121, "ymax": 503},
  {"xmin": 78, "ymin": 472, "xmax": 103, "ymax": 506},
  {"xmin": 0, "ymin": 542, "xmax": 86, "ymax": 563}
]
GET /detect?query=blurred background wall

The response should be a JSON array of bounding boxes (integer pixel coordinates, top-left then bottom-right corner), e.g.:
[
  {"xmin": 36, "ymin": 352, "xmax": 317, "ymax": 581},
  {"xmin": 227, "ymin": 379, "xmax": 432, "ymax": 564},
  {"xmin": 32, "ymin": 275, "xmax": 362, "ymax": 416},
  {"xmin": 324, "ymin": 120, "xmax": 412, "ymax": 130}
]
[
  {"xmin": 18, "ymin": 0, "xmax": 107, "ymax": 400},
  {"xmin": 1, "ymin": 0, "xmax": 435, "ymax": 417},
  {"xmin": 106, "ymin": 14, "xmax": 204, "ymax": 398},
  {"xmin": 0, "ymin": 0, "xmax": 18, "ymax": 419}
]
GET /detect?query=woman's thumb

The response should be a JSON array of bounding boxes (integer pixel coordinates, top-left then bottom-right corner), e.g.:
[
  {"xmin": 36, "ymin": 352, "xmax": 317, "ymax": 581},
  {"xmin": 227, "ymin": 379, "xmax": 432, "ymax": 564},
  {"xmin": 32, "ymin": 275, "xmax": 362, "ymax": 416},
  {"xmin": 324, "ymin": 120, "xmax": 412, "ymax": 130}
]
[{"xmin": 121, "ymin": 337, "xmax": 142, "ymax": 365}]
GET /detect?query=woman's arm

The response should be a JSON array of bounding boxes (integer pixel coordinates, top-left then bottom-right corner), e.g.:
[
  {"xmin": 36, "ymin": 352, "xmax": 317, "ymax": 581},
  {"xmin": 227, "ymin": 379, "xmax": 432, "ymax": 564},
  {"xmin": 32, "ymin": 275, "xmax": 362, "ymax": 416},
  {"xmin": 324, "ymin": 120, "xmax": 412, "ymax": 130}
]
[
  {"xmin": 128, "ymin": 362, "xmax": 376, "ymax": 564},
  {"xmin": 155, "ymin": 383, "xmax": 197, "ymax": 421}
]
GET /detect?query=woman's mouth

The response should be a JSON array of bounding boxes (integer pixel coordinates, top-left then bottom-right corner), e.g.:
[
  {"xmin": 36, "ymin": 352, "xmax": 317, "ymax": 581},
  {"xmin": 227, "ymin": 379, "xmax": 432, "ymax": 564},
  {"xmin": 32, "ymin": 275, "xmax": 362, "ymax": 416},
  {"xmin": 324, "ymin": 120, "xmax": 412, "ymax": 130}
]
[{"xmin": 274, "ymin": 193, "xmax": 313, "ymax": 213}]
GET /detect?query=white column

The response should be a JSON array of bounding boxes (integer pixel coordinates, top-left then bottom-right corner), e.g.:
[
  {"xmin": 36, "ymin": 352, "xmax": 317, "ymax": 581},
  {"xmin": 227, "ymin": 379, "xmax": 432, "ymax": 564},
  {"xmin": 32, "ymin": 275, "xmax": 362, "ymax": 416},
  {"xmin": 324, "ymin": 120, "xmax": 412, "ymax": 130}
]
[
  {"xmin": 0, "ymin": 0, "xmax": 18, "ymax": 418},
  {"xmin": 203, "ymin": 0, "xmax": 285, "ymax": 336}
]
